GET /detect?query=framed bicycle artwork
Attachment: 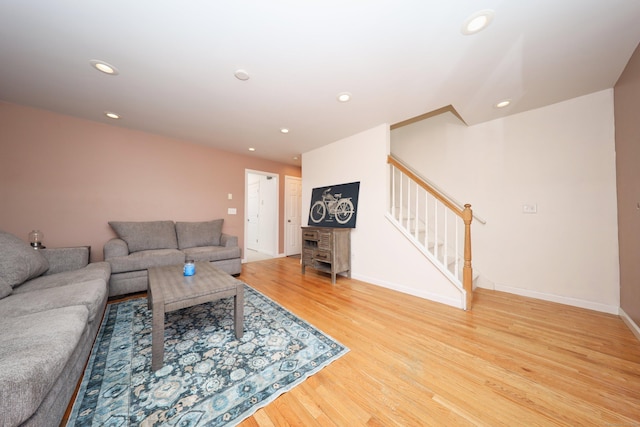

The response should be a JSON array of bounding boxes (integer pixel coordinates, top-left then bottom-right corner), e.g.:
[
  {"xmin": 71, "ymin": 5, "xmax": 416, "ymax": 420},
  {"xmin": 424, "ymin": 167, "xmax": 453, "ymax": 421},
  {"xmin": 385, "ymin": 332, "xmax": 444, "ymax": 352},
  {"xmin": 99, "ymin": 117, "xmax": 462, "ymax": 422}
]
[{"xmin": 308, "ymin": 181, "xmax": 360, "ymax": 228}]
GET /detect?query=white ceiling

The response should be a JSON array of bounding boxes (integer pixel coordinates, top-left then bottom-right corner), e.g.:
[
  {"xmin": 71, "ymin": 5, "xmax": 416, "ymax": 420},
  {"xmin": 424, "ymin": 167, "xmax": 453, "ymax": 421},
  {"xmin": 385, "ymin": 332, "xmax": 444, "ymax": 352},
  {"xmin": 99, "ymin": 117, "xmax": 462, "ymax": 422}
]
[{"xmin": 1, "ymin": 1, "xmax": 639, "ymax": 165}]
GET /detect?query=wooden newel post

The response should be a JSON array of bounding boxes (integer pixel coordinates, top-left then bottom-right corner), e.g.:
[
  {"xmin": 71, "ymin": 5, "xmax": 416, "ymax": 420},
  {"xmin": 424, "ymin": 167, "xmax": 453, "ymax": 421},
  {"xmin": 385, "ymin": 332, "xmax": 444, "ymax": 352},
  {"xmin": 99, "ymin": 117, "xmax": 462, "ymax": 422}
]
[{"xmin": 462, "ymin": 204, "xmax": 473, "ymax": 310}]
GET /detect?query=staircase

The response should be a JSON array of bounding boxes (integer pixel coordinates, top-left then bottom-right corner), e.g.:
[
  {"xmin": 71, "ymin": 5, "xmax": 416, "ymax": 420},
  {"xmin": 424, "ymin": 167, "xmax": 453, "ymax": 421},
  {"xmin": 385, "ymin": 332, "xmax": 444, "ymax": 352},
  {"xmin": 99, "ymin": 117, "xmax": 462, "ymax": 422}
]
[{"xmin": 386, "ymin": 155, "xmax": 474, "ymax": 310}]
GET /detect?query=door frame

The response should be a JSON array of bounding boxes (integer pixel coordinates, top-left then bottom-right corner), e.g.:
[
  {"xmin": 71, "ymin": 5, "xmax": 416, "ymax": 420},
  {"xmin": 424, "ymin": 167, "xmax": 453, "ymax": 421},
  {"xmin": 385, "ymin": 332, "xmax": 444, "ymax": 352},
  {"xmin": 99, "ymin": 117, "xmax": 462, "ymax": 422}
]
[{"xmin": 244, "ymin": 169, "xmax": 279, "ymax": 261}]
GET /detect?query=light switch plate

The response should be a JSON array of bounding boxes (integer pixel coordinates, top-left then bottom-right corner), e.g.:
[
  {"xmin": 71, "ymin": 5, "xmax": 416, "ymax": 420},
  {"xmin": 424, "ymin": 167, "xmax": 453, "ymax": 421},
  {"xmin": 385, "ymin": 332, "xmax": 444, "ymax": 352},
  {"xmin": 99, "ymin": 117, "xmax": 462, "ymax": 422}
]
[
  {"xmin": 522, "ymin": 204, "xmax": 537, "ymax": 214},
  {"xmin": 228, "ymin": 208, "xmax": 237, "ymax": 215}
]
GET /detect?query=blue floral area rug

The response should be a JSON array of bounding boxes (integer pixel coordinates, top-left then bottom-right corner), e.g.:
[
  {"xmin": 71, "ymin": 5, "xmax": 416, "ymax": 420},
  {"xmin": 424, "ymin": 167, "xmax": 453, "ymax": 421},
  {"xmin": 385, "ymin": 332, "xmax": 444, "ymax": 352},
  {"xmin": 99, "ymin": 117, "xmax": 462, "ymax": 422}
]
[{"xmin": 67, "ymin": 284, "xmax": 348, "ymax": 426}]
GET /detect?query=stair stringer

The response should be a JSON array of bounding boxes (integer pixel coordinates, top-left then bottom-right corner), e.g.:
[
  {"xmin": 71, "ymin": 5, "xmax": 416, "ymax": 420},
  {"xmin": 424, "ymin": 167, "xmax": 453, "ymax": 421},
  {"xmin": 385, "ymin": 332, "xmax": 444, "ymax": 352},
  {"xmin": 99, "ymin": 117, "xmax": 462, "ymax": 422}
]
[{"xmin": 385, "ymin": 212, "xmax": 469, "ymax": 309}]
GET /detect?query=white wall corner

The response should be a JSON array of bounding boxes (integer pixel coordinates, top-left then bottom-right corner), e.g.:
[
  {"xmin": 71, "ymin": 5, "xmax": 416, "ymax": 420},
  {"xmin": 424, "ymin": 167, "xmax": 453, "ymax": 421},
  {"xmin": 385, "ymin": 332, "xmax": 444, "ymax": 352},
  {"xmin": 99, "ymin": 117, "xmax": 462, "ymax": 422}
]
[
  {"xmin": 473, "ymin": 272, "xmax": 494, "ymax": 290},
  {"xmin": 619, "ymin": 308, "xmax": 640, "ymax": 342}
]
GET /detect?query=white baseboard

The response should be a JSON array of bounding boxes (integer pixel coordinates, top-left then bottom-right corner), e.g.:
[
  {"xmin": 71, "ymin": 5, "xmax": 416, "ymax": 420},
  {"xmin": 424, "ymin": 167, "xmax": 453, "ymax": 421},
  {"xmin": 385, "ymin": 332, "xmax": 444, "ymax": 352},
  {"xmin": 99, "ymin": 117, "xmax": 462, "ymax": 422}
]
[
  {"xmin": 242, "ymin": 252, "xmax": 286, "ymax": 263},
  {"xmin": 351, "ymin": 273, "xmax": 464, "ymax": 309},
  {"xmin": 619, "ymin": 308, "xmax": 640, "ymax": 342},
  {"xmin": 487, "ymin": 283, "xmax": 619, "ymax": 315}
]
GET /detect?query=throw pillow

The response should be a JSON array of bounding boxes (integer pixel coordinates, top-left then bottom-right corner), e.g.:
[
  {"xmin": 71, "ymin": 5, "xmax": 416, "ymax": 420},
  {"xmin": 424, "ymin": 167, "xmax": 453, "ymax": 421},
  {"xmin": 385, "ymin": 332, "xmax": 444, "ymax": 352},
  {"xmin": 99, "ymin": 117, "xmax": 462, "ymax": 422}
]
[
  {"xmin": 0, "ymin": 277, "xmax": 12, "ymax": 299},
  {"xmin": 175, "ymin": 219, "xmax": 224, "ymax": 249},
  {"xmin": 108, "ymin": 221, "xmax": 178, "ymax": 253},
  {"xmin": 0, "ymin": 231, "xmax": 49, "ymax": 288}
]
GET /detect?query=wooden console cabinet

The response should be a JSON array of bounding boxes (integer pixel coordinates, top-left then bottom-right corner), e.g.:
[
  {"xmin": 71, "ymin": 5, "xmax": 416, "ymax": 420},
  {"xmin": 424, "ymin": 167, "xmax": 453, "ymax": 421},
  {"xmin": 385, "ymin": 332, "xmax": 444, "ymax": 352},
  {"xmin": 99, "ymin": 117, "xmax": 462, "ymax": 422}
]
[{"xmin": 301, "ymin": 226, "xmax": 351, "ymax": 284}]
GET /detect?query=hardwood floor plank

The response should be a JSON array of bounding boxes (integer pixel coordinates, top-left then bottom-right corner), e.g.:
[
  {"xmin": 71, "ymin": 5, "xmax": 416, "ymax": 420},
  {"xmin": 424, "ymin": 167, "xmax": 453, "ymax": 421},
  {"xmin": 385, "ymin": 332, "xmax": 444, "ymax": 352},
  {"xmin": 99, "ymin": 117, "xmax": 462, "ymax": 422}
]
[
  {"xmin": 252, "ymin": 407, "xmax": 277, "ymax": 427},
  {"xmin": 272, "ymin": 393, "xmax": 319, "ymax": 427},
  {"xmin": 260, "ymin": 402, "xmax": 290, "ymax": 427},
  {"xmin": 236, "ymin": 257, "xmax": 640, "ymax": 426},
  {"xmin": 290, "ymin": 384, "xmax": 334, "ymax": 426}
]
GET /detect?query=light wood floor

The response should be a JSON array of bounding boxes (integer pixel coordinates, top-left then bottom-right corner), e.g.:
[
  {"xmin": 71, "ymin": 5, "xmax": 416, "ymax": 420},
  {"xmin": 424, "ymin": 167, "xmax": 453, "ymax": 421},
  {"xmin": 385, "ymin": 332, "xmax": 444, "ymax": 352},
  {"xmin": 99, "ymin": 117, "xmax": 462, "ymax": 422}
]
[
  {"xmin": 61, "ymin": 257, "xmax": 640, "ymax": 426},
  {"xmin": 236, "ymin": 257, "xmax": 640, "ymax": 426}
]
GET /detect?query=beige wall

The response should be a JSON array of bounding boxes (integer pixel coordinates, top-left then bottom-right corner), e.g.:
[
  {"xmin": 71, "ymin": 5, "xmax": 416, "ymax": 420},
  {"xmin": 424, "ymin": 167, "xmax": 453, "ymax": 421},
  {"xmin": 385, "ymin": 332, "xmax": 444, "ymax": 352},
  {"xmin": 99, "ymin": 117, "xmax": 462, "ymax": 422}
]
[
  {"xmin": 391, "ymin": 90, "xmax": 620, "ymax": 314},
  {"xmin": 614, "ymin": 43, "xmax": 640, "ymax": 325},
  {"xmin": 0, "ymin": 102, "xmax": 300, "ymax": 261}
]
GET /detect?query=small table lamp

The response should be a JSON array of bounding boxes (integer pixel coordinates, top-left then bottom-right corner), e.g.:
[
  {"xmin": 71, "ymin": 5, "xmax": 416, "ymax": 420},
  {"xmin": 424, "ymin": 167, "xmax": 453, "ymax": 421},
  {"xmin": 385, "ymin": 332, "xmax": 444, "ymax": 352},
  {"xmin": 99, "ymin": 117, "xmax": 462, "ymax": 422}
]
[{"xmin": 29, "ymin": 229, "xmax": 45, "ymax": 249}]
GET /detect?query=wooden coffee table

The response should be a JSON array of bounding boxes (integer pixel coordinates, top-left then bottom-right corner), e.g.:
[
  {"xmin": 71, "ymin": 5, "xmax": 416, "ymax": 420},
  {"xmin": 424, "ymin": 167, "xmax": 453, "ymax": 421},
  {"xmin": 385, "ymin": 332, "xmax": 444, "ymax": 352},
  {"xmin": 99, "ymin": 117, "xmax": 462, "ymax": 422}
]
[{"xmin": 147, "ymin": 262, "xmax": 244, "ymax": 371}]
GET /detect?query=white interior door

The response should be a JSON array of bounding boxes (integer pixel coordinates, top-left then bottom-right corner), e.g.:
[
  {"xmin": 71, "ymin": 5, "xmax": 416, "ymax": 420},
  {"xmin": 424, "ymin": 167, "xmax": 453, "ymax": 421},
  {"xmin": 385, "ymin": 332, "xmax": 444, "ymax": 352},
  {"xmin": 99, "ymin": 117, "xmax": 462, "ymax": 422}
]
[
  {"xmin": 258, "ymin": 176, "xmax": 277, "ymax": 254},
  {"xmin": 285, "ymin": 175, "xmax": 302, "ymax": 256},
  {"xmin": 245, "ymin": 170, "xmax": 279, "ymax": 259},
  {"xmin": 247, "ymin": 179, "xmax": 260, "ymax": 251}
]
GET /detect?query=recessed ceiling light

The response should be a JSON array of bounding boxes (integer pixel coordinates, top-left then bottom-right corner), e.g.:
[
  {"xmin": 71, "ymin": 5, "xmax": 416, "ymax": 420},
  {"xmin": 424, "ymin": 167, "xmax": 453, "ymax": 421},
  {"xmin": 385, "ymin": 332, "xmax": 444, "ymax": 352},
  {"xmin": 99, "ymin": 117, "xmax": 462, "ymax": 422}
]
[
  {"xmin": 280, "ymin": 128, "xmax": 289, "ymax": 134},
  {"xmin": 495, "ymin": 99, "xmax": 511, "ymax": 108},
  {"xmin": 248, "ymin": 147, "xmax": 256, "ymax": 152},
  {"xmin": 105, "ymin": 111, "xmax": 120, "ymax": 119},
  {"xmin": 234, "ymin": 69, "xmax": 250, "ymax": 81},
  {"xmin": 461, "ymin": 10, "xmax": 494, "ymax": 35},
  {"xmin": 90, "ymin": 59, "xmax": 119, "ymax": 75},
  {"xmin": 337, "ymin": 92, "xmax": 352, "ymax": 102}
]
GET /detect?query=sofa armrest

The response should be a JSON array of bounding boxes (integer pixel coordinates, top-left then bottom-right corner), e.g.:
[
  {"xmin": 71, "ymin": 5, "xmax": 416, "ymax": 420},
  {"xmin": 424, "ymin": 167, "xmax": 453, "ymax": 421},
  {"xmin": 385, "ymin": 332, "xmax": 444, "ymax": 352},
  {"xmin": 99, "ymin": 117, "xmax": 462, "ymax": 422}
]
[
  {"xmin": 104, "ymin": 238, "xmax": 129, "ymax": 259},
  {"xmin": 220, "ymin": 233, "xmax": 238, "ymax": 247},
  {"xmin": 40, "ymin": 246, "xmax": 90, "ymax": 275}
]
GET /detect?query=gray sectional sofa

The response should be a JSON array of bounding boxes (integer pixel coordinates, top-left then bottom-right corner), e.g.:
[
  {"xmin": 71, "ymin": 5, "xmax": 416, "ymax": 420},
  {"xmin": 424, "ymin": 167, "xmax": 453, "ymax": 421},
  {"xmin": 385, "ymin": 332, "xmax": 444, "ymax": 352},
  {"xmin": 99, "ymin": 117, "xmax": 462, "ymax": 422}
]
[
  {"xmin": 0, "ymin": 230, "xmax": 111, "ymax": 427},
  {"xmin": 105, "ymin": 219, "xmax": 241, "ymax": 297}
]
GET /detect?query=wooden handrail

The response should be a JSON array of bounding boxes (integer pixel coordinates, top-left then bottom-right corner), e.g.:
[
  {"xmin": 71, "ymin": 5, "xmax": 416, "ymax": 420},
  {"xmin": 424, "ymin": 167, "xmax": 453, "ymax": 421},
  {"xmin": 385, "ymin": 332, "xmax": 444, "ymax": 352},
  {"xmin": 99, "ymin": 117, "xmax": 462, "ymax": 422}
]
[
  {"xmin": 388, "ymin": 155, "xmax": 464, "ymax": 217},
  {"xmin": 388, "ymin": 154, "xmax": 474, "ymax": 310}
]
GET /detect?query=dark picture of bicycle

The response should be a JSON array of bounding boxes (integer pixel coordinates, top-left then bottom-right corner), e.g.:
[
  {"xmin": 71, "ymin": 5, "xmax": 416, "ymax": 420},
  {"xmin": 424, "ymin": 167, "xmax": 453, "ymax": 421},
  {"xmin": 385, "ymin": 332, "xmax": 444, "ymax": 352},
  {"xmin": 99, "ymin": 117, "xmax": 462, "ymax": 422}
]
[{"xmin": 308, "ymin": 181, "xmax": 360, "ymax": 228}]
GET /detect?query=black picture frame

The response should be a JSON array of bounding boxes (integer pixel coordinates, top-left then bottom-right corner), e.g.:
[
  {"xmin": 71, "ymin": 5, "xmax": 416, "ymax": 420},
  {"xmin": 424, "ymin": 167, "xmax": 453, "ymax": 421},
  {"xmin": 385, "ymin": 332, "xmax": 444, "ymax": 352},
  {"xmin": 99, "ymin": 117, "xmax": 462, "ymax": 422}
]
[{"xmin": 308, "ymin": 181, "xmax": 360, "ymax": 228}]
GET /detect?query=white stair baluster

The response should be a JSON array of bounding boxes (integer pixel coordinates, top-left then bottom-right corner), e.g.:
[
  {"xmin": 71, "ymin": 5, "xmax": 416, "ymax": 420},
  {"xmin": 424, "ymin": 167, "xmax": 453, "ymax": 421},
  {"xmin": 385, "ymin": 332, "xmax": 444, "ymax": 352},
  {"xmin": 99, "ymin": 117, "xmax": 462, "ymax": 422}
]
[
  {"xmin": 416, "ymin": 186, "xmax": 420, "ymax": 240},
  {"xmin": 390, "ymin": 165, "xmax": 396, "ymax": 216},
  {"xmin": 454, "ymin": 216, "xmax": 460, "ymax": 279},
  {"xmin": 398, "ymin": 173, "xmax": 403, "ymax": 224},
  {"xmin": 434, "ymin": 200, "xmax": 439, "ymax": 261},
  {"xmin": 443, "ymin": 208, "xmax": 448, "ymax": 266},
  {"xmin": 409, "ymin": 178, "xmax": 412, "ymax": 232},
  {"xmin": 425, "ymin": 190, "xmax": 429, "ymax": 248}
]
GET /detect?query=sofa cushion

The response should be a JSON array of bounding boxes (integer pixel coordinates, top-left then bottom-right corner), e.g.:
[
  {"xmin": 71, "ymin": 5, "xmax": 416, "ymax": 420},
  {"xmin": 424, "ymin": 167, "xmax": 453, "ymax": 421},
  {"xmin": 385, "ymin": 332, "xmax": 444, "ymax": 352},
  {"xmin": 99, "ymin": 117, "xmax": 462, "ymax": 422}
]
[
  {"xmin": 0, "ymin": 279, "xmax": 107, "ymax": 323},
  {"xmin": 0, "ymin": 305, "xmax": 88, "ymax": 427},
  {"xmin": 109, "ymin": 221, "xmax": 178, "ymax": 253},
  {"xmin": 12, "ymin": 262, "xmax": 111, "ymax": 295},
  {"xmin": 175, "ymin": 219, "xmax": 224, "ymax": 249},
  {"xmin": 0, "ymin": 231, "xmax": 49, "ymax": 288},
  {"xmin": 0, "ymin": 277, "xmax": 11, "ymax": 300},
  {"xmin": 182, "ymin": 245, "xmax": 242, "ymax": 262},
  {"xmin": 108, "ymin": 249, "xmax": 185, "ymax": 274}
]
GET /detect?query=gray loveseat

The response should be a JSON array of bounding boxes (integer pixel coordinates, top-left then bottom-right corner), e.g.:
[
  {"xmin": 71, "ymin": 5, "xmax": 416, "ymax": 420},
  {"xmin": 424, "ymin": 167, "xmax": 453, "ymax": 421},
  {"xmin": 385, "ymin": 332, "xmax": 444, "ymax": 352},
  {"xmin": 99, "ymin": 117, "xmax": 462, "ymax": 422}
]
[
  {"xmin": 0, "ymin": 230, "xmax": 110, "ymax": 427},
  {"xmin": 104, "ymin": 219, "xmax": 241, "ymax": 297}
]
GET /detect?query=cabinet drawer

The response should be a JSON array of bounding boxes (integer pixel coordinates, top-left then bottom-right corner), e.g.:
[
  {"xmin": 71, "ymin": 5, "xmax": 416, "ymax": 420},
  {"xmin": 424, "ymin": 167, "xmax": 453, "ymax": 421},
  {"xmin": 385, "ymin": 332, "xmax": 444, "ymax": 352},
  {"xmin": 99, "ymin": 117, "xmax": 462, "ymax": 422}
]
[
  {"xmin": 317, "ymin": 232, "xmax": 331, "ymax": 250},
  {"xmin": 314, "ymin": 250, "xmax": 331, "ymax": 262},
  {"xmin": 302, "ymin": 230, "xmax": 318, "ymax": 241}
]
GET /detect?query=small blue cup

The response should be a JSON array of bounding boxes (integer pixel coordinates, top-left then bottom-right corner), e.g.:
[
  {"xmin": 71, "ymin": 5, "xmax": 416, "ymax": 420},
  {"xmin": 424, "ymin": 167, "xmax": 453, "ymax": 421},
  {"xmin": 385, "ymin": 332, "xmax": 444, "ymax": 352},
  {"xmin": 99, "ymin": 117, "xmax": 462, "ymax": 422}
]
[{"xmin": 184, "ymin": 260, "xmax": 195, "ymax": 276}]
